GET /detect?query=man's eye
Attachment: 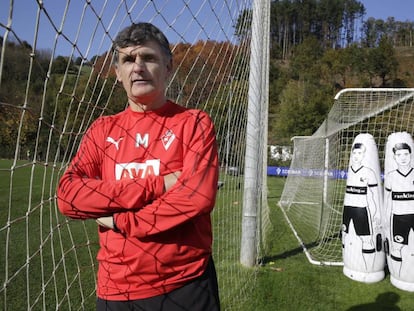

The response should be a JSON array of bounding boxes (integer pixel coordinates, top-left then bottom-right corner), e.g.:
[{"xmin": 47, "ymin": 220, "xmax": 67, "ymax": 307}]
[
  {"xmin": 142, "ymin": 55, "xmax": 156, "ymax": 62},
  {"xmin": 124, "ymin": 56, "xmax": 135, "ymax": 63}
]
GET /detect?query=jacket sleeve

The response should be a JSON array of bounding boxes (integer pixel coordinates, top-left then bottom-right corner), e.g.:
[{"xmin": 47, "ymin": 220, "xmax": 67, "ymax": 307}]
[
  {"xmin": 57, "ymin": 118, "xmax": 165, "ymax": 219},
  {"xmin": 113, "ymin": 111, "xmax": 219, "ymax": 237}
]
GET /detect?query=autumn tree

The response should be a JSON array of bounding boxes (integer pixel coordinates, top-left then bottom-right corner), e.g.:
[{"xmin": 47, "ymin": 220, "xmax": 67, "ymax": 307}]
[{"xmin": 171, "ymin": 40, "xmax": 241, "ymax": 107}]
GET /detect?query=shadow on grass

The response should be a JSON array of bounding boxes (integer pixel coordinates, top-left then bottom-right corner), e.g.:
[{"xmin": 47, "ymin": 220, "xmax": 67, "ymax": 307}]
[
  {"xmin": 346, "ymin": 292, "xmax": 401, "ymax": 311},
  {"xmin": 259, "ymin": 241, "xmax": 319, "ymax": 264}
]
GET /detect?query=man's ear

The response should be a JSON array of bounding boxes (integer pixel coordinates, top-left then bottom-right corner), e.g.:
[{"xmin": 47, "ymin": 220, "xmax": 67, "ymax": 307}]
[
  {"xmin": 115, "ymin": 65, "xmax": 122, "ymax": 82},
  {"xmin": 166, "ymin": 58, "xmax": 173, "ymax": 76}
]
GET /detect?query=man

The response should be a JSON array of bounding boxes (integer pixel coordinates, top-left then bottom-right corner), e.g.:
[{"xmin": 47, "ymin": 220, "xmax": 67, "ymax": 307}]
[{"xmin": 57, "ymin": 22, "xmax": 220, "ymax": 310}]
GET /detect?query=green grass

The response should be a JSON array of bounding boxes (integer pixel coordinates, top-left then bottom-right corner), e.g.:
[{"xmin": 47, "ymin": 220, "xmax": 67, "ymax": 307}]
[
  {"xmin": 0, "ymin": 160, "xmax": 98, "ymax": 310},
  {"xmin": 213, "ymin": 172, "xmax": 256, "ymax": 309},
  {"xmin": 0, "ymin": 161, "xmax": 253, "ymax": 310},
  {"xmin": 240, "ymin": 176, "xmax": 414, "ymax": 311},
  {"xmin": 2, "ymin": 161, "xmax": 414, "ymax": 310}
]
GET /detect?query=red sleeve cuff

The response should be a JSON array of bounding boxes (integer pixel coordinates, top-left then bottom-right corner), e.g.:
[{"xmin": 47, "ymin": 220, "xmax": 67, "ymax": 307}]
[{"xmin": 153, "ymin": 175, "xmax": 165, "ymax": 198}]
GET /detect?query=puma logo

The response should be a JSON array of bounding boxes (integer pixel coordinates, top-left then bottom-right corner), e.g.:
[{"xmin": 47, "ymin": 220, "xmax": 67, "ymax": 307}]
[{"xmin": 106, "ymin": 137, "xmax": 123, "ymax": 150}]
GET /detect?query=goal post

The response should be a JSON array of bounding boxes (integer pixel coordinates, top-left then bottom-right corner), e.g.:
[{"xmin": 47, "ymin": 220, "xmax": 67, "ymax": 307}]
[
  {"xmin": 279, "ymin": 88, "xmax": 414, "ymax": 265},
  {"xmin": 240, "ymin": 0, "xmax": 270, "ymax": 268}
]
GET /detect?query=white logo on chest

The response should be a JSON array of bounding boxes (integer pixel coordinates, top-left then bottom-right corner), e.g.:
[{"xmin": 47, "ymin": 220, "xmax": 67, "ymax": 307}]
[
  {"xmin": 106, "ymin": 137, "xmax": 123, "ymax": 150},
  {"xmin": 136, "ymin": 133, "xmax": 149, "ymax": 148},
  {"xmin": 161, "ymin": 130, "xmax": 175, "ymax": 150},
  {"xmin": 115, "ymin": 159, "xmax": 160, "ymax": 180}
]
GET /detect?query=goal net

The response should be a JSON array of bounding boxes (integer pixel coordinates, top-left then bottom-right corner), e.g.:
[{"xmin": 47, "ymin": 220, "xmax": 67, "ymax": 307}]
[
  {"xmin": 0, "ymin": 0, "xmax": 270, "ymax": 310},
  {"xmin": 279, "ymin": 88, "xmax": 414, "ymax": 265}
]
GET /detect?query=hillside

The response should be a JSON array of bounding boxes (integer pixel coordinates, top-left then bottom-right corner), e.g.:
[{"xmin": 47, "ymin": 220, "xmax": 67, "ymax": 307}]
[{"xmin": 396, "ymin": 46, "xmax": 414, "ymax": 86}]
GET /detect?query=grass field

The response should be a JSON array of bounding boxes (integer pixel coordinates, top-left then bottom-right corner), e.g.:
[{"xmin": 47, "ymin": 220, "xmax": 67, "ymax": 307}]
[
  {"xmin": 1, "ymin": 160, "xmax": 414, "ymax": 310},
  {"xmin": 0, "ymin": 160, "xmax": 98, "ymax": 310},
  {"xmin": 0, "ymin": 160, "xmax": 254, "ymax": 310},
  {"xmin": 240, "ymin": 177, "xmax": 414, "ymax": 311}
]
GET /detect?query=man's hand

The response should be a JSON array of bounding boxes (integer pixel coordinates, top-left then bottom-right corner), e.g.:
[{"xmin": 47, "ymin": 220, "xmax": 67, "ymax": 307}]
[
  {"xmin": 164, "ymin": 171, "xmax": 181, "ymax": 192},
  {"xmin": 96, "ymin": 216, "xmax": 114, "ymax": 229}
]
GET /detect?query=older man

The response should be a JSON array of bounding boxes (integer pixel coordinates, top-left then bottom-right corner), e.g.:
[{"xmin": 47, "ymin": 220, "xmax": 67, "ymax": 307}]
[{"xmin": 57, "ymin": 22, "xmax": 220, "ymax": 310}]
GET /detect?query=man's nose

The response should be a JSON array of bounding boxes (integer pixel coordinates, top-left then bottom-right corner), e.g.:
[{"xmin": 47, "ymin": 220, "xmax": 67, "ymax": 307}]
[{"xmin": 132, "ymin": 57, "xmax": 145, "ymax": 70}]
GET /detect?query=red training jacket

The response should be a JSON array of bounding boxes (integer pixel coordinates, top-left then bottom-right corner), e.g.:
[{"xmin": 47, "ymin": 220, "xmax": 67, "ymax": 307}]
[{"xmin": 57, "ymin": 100, "xmax": 219, "ymax": 300}]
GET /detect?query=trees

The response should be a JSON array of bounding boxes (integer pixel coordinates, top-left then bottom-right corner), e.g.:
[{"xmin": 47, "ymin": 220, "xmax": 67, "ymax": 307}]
[
  {"xmin": 265, "ymin": 0, "xmax": 411, "ymax": 146},
  {"xmin": 171, "ymin": 40, "xmax": 243, "ymax": 108},
  {"xmin": 273, "ymin": 80, "xmax": 330, "ymax": 141},
  {"xmin": 0, "ymin": 2, "xmax": 412, "ymax": 159},
  {"xmin": 234, "ymin": 9, "xmax": 252, "ymax": 42},
  {"xmin": 269, "ymin": 0, "xmax": 411, "ymax": 61},
  {"xmin": 289, "ymin": 36, "xmax": 324, "ymax": 81},
  {"xmin": 366, "ymin": 36, "xmax": 399, "ymax": 86},
  {"xmin": 0, "ymin": 37, "xmax": 246, "ymax": 159},
  {"xmin": 362, "ymin": 17, "xmax": 414, "ymax": 48},
  {"xmin": 269, "ymin": 0, "xmax": 365, "ymax": 59},
  {"xmin": 342, "ymin": 0, "xmax": 365, "ymax": 46}
]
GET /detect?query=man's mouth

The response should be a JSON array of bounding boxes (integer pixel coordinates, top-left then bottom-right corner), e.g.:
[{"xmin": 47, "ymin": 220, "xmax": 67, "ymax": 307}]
[
  {"xmin": 132, "ymin": 78, "xmax": 150, "ymax": 84},
  {"xmin": 131, "ymin": 78, "xmax": 150, "ymax": 84}
]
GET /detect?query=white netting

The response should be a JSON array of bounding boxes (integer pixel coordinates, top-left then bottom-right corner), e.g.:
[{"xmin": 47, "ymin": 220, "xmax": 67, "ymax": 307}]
[
  {"xmin": 279, "ymin": 88, "xmax": 414, "ymax": 265},
  {"xmin": 0, "ymin": 0, "xmax": 271, "ymax": 310}
]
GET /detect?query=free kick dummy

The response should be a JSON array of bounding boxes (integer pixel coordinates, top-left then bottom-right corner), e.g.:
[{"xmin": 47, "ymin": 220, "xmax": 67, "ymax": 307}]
[
  {"xmin": 384, "ymin": 132, "xmax": 414, "ymax": 292},
  {"xmin": 342, "ymin": 133, "xmax": 385, "ymax": 283}
]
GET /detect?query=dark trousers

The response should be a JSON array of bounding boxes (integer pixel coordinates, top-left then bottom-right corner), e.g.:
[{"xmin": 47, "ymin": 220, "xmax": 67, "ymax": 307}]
[{"xmin": 96, "ymin": 257, "xmax": 220, "ymax": 311}]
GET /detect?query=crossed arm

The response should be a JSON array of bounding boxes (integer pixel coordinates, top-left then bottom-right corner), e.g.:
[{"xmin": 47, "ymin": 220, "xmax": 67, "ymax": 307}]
[
  {"xmin": 57, "ymin": 111, "xmax": 219, "ymax": 237},
  {"xmin": 95, "ymin": 171, "xmax": 181, "ymax": 229}
]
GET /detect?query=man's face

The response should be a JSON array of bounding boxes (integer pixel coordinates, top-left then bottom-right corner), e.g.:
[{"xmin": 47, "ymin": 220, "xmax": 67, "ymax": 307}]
[
  {"xmin": 394, "ymin": 149, "xmax": 411, "ymax": 166},
  {"xmin": 115, "ymin": 40, "xmax": 172, "ymax": 111}
]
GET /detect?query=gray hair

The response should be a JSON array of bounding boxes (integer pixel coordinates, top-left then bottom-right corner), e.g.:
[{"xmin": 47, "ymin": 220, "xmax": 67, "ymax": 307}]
[{"xmin": 112, "ymin": 23, "xmax": 172, "ymax": 63}]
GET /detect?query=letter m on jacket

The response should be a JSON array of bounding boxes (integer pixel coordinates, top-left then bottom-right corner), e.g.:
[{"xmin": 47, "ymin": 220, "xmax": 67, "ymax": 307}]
[{"xmin": 136, "ymin": 133, "xmax": 149, "ymax": 148}]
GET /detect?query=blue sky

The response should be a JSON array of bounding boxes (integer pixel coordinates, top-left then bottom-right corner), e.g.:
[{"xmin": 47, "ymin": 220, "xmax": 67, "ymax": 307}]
[
  {"xmin": 1, "ymin": 0, "xmax": 244, "ymax": 58},
  {"xmin": 1, "ymin": 0, "xmax": 413, "ymax": 58},
  {"xmin": 361, "ymin": 0, "xmax": 414, "ymax": 21}
]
